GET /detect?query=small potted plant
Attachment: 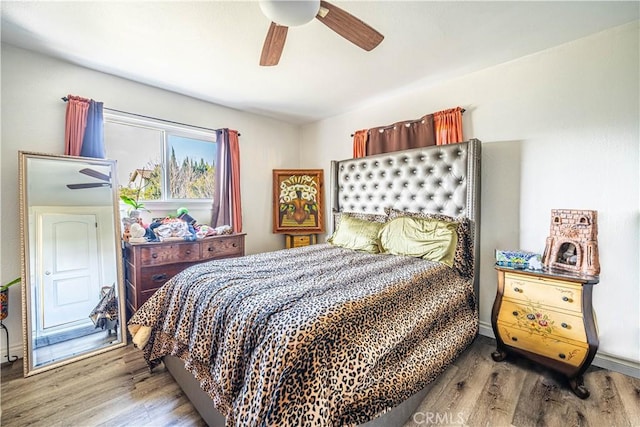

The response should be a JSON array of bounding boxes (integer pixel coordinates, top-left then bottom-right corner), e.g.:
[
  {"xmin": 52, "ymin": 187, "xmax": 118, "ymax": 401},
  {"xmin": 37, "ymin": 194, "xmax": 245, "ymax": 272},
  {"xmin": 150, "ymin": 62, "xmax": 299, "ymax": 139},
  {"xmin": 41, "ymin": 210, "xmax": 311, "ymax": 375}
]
[
  {"xmin": 120, "ymin": 194, "xmax": 149, "ymax": 220},
  {"xmin": 0, "ymin": 277, "xmax": 20, "ymax": 321}
]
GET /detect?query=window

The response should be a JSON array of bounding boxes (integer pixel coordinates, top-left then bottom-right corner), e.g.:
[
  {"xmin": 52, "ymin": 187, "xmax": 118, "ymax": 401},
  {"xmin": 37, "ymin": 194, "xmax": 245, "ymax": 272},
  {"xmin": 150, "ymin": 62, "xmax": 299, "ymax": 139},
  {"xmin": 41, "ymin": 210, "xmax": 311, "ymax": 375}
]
[{"xmin": 104, "ymin": 112, "xmax": 218, "ymax": 208}]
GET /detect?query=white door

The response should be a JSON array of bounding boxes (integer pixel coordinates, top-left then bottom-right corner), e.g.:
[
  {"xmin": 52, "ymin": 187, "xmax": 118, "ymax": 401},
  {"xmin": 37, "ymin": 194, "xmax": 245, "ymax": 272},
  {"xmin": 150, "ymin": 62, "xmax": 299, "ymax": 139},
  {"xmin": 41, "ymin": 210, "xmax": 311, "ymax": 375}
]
[{"xmin": 38, "ymin": 213, "xmax": 101, "ymax": 335}]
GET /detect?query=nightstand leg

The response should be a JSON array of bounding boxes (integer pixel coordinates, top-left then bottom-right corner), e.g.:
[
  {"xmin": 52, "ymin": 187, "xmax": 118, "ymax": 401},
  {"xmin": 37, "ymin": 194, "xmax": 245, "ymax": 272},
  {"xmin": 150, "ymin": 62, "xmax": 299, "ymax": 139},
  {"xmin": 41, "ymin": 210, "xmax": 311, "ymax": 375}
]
[
  {"xmin": 491, "ymin": 347, "xmax": 508, "ymax": 362},
  {"xmin": 568, "ymin": 375, "xmax": 590, "ymax": 399}
]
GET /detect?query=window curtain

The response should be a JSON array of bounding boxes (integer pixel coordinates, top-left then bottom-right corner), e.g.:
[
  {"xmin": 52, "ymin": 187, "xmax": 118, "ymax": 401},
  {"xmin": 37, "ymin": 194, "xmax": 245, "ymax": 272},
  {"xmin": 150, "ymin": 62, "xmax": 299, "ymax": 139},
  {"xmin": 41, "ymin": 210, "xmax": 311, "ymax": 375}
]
[
  {"xmin": 64, "ymin": 95, "xmax": 90, "ymax": 156},
  {"xmin": 80, "ymin": 99, "xmax": 105, "ymax": 158},
  {"xmin": 64, "ymin": 94, "xmax": 105, "ymax": 158},
  {"xmin": 352, "ymin": 129, "xmax": 368, "ymax": 158},
  {"xmin": 434, "ymin": 107, "xmax": 464, "ymax": 145},
  {"xmin": 212, "ymin": 129, "xmax": 242, "ymax": 232},
  {"xmin": 367, "ymin": 114, "xmax": 435, "ymax": 156}
]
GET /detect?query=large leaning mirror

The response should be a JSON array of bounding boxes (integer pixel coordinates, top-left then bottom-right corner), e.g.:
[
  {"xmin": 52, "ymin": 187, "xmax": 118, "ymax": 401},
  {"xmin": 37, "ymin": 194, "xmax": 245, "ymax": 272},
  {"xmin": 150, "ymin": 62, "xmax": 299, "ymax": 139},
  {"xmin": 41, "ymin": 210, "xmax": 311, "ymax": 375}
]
[{"xmin": 19, "ymin": 151, "xmax": 127, "ymax": 376}]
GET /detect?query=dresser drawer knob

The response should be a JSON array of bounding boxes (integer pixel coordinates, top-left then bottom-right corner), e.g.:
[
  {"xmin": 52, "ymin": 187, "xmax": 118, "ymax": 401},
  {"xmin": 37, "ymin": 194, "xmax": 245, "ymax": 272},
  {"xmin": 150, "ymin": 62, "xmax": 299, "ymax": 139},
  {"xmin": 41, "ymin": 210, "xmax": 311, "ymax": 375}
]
[
  {"xmin": 511, "ymin": 336, "xmax": 518, "ymax": 342},
  {"xmin": 152, "ymin": 253, "xmax": 158, "ymax": 259},
  {"xmin": 152, "ymin": 273, "xmax": 168, "ymax": 282},
  {"xmin": 559, "ymin": 353, "xmax": 566, "ymax": 359},
  {"xmin": 232, "ymin": 243, "xmax": 237, "ymax": 247},
  {"xmin": 526, "ymin": 314, "xmax": 536, "ymax": 321},
  {"xmin": 513, "ymin": 287, "xmax": 522, "ymax": 293},
  {"xmin": 512, "ymin": 311, "xmax": 519, "ymax": 317},
  {"xmin": 562, "ymin": 296, "xmax": 572, "ymax": 302},
  {"xmin": 561, "ymin": 322, "xmax": 569, "ymax": 329},
  {"xmin": 185, "ymin": 250, "xmax": 191, "ymax": 254},
  {"xmin": 208, "ymin": 247, "xmax": 214, "ymax": 252}
]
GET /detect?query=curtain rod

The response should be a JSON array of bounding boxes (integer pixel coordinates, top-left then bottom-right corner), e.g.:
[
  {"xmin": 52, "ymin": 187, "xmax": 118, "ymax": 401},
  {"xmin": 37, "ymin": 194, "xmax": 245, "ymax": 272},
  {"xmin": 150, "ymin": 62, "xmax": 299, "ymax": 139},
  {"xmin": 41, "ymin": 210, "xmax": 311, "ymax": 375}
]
[
  {"xmin": 61, "ymin": 97, "xmax": 240, "ymax": 136},
  {"xmin": 350, "ymin": 109, "xmax": 465, "ymax": 137}
]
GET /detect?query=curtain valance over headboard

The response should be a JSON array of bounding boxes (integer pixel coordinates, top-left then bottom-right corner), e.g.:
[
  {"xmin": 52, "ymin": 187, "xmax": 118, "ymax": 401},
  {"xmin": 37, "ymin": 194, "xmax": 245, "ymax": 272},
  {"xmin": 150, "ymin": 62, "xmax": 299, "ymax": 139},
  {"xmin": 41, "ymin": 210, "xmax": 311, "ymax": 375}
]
[{"xmin": 352, "ymin": 107, "xmax": 465, "ymax": 157}]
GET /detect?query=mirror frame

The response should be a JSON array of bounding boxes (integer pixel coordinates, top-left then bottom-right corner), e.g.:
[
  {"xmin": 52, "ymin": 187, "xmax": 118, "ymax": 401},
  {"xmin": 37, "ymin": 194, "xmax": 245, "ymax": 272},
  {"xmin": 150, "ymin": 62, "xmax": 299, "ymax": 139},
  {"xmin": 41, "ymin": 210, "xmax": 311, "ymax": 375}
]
[{"xmin": 19, "ymin": 151, "xmax": 127, "ymax": 376}]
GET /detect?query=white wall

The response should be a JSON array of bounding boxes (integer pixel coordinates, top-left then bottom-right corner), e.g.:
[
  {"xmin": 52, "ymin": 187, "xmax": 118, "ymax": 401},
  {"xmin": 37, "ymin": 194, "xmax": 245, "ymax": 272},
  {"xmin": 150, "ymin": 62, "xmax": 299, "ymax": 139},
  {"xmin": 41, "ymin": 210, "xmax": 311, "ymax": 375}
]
[
  {"xmin": 0, "ymin": 44, "xmax": 300, "ymax": 360},
  {"xmin": 300, "ymin": 22, "xmax": 640, "ymax": 366}
]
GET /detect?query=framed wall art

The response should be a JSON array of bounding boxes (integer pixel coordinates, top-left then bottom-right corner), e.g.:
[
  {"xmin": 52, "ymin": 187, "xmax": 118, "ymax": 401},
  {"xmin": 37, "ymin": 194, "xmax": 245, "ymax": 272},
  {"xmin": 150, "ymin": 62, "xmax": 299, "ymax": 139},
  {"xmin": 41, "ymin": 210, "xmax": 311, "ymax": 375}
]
[{"xmin": 272, "ymin": 169, "xmax": 325, "ymax": 234}]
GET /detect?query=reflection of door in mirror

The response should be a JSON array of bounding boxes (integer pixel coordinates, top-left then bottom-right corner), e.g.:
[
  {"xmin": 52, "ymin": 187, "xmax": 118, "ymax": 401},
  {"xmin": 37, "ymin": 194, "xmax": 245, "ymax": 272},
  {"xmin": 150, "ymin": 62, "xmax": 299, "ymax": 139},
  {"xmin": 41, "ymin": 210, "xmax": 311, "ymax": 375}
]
[{"xmin": 19, "ymin": 152, "xmax": 127, "ymax": 376}]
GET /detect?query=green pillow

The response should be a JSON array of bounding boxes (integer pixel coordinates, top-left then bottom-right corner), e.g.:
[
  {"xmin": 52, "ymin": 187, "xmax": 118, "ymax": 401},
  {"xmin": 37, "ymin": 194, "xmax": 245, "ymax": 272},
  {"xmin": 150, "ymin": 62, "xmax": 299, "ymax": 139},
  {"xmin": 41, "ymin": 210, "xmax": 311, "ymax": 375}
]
[
  {"xmin": 327, "ymin": 215, "xmax": 384, "ymax": 253},
  {"xmin": 378, "ymin": 216, "xmax": 458, "ymax": 267}
]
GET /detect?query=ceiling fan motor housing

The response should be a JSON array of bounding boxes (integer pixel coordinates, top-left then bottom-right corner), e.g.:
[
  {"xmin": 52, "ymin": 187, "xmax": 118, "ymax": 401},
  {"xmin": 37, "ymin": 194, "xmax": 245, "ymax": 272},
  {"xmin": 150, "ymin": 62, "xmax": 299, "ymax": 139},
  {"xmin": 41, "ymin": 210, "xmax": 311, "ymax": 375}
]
[{"xmin": 259, "ymin": 0, "xmax": 321, "ymax": 27}]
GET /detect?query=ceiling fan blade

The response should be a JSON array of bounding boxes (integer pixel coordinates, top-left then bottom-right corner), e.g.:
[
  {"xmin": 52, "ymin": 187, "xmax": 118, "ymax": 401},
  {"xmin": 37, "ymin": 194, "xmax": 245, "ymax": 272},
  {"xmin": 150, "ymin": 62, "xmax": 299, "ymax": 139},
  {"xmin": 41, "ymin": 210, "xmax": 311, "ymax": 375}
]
[
  {"xmin": 260, "ymin": 22, "xmax": 288, "ymax": 66},
  {"xmin": 67, "ymin": 183, "xmax": 111, "ymax": 190},
  {"xmin": 315, "ymin": 1, "xmax": 384, "ymax": 51},
  {"xmin": 79, "ymin": 168, "xmax": 110, "ymax": 182}
]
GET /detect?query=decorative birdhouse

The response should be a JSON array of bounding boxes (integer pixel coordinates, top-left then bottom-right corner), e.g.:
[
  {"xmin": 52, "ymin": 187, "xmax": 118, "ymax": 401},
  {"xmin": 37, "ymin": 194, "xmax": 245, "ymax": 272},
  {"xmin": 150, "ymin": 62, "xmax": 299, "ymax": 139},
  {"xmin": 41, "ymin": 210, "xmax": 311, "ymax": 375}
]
[{"xmin": 542, "ymin": 209, "xmax": 600, "ymax": 276}]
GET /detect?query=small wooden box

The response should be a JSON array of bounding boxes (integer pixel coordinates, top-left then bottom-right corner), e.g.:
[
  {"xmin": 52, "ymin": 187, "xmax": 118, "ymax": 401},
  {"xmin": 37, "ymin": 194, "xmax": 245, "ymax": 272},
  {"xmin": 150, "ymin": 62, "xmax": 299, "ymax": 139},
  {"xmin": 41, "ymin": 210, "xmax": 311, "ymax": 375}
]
[{"xmin": 284, "ymin": 233, "xmax": 317, "ymax": 249}]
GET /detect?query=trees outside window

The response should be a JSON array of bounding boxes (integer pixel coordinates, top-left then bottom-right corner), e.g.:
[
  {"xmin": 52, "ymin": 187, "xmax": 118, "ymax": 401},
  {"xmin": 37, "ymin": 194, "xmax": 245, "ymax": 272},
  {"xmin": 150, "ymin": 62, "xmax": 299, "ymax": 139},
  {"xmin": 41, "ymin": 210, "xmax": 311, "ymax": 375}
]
[{"xmin": 104, "ymin": 113, "xmax": 217, "ymax": 207}]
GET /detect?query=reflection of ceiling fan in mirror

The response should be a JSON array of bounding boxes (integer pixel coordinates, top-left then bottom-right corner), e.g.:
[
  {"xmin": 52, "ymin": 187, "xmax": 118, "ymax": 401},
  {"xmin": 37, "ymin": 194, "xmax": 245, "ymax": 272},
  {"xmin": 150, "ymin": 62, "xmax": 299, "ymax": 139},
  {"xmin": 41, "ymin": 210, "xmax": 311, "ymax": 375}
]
[
  {"xmin": 66, "ymin": 168, "xmax": 112, "ymax": 190},
  {"xmin": 259, "ymin": 0, "xmax": 384, "ymax": 66}
]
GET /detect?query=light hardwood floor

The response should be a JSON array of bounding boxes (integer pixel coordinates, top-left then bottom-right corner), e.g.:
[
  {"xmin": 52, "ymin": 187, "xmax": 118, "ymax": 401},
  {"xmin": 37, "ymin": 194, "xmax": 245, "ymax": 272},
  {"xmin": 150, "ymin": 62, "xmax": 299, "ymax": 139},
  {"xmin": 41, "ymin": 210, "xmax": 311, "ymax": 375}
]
[{"xmin": 1, "ymin": 335, "xmax": 638, "ymax": 426}]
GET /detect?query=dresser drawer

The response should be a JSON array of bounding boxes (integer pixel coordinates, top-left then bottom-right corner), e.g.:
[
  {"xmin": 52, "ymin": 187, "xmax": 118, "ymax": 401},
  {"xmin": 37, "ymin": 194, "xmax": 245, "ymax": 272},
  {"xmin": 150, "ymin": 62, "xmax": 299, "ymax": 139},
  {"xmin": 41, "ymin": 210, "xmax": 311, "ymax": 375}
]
[
  {"xmin": 497, "ymin": 322, "xmax": 588, "ymax": 367},
  {"xmin": 138, "ymin": 263, "xmax": 192, "ymax": 291},
  {"xmin": 504, "ymin": 273, "xmax": 582, "ymax": 313},
  {"xmin": 201, "ymin": 235, "xmax": 244, "ymax": 260},
  {"xmin": 126, "ymin": 280, "xmax": 157, "ymax": 311},
  {"xmin": 139, "ymin": 242, "xmax": 200, "ymax": 266},
  {"xmin": 497, "ymin": 298, "xmax": 587, "ymax": 343}
]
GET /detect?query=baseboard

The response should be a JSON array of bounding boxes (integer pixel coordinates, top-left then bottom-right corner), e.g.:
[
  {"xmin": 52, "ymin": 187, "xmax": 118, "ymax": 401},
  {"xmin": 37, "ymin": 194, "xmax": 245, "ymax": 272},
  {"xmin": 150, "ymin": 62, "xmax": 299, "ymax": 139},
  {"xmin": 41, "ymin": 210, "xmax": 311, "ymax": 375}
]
[
  {"xmin": 0, "ymin": 341, "xmax": 23, "ymax": 365},
  {"xmin": 478, "ymin": 321, "xmax": 640, "ymax": 379},
  {"xmin": 478, "ymin": 320, "xmax": 495, "ymax": 339}
]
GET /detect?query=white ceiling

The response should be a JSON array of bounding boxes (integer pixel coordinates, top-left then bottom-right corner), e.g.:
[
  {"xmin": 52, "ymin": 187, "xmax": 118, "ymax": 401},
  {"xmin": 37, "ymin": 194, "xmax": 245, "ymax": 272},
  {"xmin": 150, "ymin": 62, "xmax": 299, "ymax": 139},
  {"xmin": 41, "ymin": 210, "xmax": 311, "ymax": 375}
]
[
  {"xmin": 1, "ymin": 1, "xmax": 638, "ymax": 125},
  {"xmin": 26, "ymin": 155, "xmax": 115, "ymax": 207}
]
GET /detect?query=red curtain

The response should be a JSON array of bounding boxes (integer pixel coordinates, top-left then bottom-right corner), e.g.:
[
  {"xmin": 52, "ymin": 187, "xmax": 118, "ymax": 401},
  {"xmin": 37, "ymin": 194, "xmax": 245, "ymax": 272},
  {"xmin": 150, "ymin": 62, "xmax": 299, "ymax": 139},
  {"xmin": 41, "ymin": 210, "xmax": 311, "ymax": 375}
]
[
  {"xmin": 367, "ymin": 114, "xmax": 435, "ymax": 155},
  {"xmin": 228, "ymin": 130, "xmax": 242, "ymax": 232},
  {"xmin": 352, "ymin": 129, "xmax": 368, "ymax": 158},
  {"xmin": 64, "ymin": 95, "xmax": 90, "ymax": 156},
  {"xmin": 434, "ymin": 107, "xmax": 464, "ymax": 145}
]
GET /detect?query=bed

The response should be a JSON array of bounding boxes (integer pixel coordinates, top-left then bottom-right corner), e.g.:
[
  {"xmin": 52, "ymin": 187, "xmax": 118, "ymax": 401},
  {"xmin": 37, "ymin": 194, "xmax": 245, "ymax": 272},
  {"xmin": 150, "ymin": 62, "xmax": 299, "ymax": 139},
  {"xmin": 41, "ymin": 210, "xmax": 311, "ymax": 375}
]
[{"xmin": 128, "ymin": 139, "xmax": 481, "ymax": 426}]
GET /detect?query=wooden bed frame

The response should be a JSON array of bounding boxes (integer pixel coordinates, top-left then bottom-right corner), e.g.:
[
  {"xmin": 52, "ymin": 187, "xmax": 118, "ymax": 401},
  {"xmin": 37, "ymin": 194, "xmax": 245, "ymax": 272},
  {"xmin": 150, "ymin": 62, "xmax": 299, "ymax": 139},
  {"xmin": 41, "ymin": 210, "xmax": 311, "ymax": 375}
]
[{"xmin": 164, "ymin": 139, "xmax": 482, "ymax": 426}]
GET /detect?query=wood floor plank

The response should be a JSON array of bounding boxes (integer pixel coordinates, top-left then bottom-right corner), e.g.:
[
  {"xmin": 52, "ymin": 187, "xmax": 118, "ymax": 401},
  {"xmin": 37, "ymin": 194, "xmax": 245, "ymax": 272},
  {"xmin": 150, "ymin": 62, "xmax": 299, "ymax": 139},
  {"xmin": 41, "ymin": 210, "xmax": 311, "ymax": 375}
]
[
  {"xmin": 2, "ymin": 335, "xmax": 638, "ymax": 427},
  {"xmin": 420, "ymin": 336, "xmax": 498, "ymax": 422},
  {"xmin": 465, "ymin": 356, "xmax": 527, "ymax": 427},
  {"xmin": 579, "ymin": 368, "xmax": 637, "ymax": 427},
  {"xmin": 607, "ymin": 371, "xmax": 640, "ymax": 425}
]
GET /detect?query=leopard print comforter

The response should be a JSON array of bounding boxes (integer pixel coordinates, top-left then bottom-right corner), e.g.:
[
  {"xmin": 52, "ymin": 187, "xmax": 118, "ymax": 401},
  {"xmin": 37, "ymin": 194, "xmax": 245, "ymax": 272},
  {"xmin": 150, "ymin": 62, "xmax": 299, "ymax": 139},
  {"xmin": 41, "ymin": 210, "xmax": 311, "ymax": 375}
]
[{"xmin": 128, "ymin": 244, "xmax": 478, "ymax": 426}]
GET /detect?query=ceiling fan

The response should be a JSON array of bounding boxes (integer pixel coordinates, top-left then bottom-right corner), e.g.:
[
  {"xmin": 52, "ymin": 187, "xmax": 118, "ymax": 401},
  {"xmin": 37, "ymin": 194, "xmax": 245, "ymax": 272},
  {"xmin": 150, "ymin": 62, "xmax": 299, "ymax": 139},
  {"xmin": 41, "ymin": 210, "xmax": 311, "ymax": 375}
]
[
  {"xmin": 259, "ymin": 0, "xmax": 384, "ymax": 66},
  {"xmin": 66, "ymin": 168, "xmax": 112, "ymax": 190}
]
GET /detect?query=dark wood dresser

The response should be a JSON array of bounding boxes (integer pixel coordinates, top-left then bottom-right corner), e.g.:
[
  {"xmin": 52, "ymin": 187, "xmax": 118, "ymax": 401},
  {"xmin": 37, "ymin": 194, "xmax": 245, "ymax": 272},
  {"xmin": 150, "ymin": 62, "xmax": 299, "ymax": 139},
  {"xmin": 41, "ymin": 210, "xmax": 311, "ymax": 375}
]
[
  {"xmin": 491, "ymin": 265, "xmax": 599, "ymax": 398},
  {"xmin": 123, "ymin": 233, "xmax": 245, "ymax": 318}
]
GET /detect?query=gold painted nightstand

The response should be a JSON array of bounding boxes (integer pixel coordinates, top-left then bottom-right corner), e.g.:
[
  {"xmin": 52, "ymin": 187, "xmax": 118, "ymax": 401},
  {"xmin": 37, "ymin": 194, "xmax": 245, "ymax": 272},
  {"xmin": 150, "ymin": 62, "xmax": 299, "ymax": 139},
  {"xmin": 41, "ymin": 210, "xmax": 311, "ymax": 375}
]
[
  {"xmin": 491, "ymin": 265, "xmax": 599, "ymax": 399},
  {"xmin": 284, "ymin": 233, "xmax": 317, "ymax": 249}
]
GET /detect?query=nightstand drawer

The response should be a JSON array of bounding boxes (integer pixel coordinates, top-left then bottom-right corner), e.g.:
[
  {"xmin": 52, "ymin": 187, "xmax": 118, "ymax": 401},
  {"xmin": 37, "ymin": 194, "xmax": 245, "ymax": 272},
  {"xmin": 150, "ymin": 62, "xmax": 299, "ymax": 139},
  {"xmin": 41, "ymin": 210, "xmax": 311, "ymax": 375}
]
[
  {"xmin": 140, "ymin": 243, "xmax": 200, "ymax": 266},
  {"xmin": 293, "ymin": 235, "xmax": 310, "ymax": 246},
  {"xmin": 498, "ymin": 322, "xmax": 588, "ymax": 367},
  {"xmin": 201, "ymin": 235, "xmax": 244, "ymax": 260},
  {"xmin": 497, "ymin": 298, "xmax": 587, "ymax": 343},
  {"xmin": 504, "ymin": 273, "xmax": 582, "ymax": 313},
  {"xmin": 285, "ymin": 233, "xmax": 317, "ymax": 249}
]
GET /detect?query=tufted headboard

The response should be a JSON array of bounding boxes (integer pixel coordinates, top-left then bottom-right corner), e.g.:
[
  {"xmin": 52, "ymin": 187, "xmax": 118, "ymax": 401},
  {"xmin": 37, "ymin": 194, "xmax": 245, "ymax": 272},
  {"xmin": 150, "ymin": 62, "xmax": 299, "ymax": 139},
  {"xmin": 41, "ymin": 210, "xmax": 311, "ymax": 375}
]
[{"xmin": 329, "ymin": 139, "xmax": 481, "ymax": 301}]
